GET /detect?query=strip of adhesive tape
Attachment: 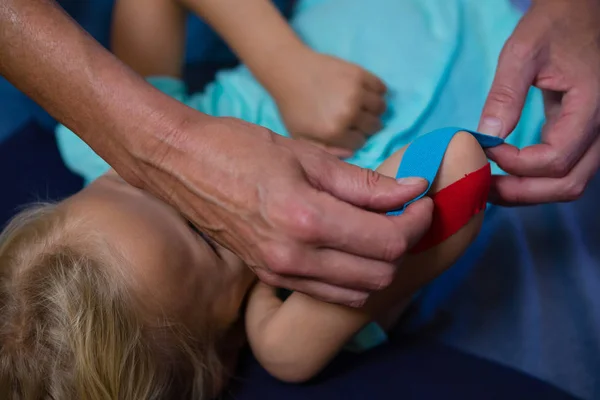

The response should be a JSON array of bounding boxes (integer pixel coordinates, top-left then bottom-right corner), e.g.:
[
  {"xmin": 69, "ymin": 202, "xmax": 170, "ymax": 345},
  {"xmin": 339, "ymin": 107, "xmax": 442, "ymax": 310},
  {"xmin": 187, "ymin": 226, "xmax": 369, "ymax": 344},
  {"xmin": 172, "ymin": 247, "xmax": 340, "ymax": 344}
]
[{"xmin": 387, "ymin": 127, "xmax": 503, "ymax": 252}]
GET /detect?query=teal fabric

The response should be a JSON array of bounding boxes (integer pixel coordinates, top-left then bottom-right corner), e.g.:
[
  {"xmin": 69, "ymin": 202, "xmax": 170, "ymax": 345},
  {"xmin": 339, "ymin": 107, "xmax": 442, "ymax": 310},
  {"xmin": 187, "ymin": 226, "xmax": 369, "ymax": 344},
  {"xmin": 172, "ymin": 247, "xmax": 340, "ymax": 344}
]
[
  {"xmin": 344, "ymin": 322, "xmax": 389, "ymax": 353},
  {"xmin": 55, "ymin": 0, "xmax": 544, "ymax": 184}
]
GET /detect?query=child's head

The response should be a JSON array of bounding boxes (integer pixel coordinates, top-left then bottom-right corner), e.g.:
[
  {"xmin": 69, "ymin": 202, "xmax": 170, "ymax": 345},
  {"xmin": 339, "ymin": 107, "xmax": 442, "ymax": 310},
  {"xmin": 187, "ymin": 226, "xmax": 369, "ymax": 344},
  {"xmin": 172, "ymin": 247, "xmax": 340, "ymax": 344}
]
[{"xmin": 0, "ymin": 173, "xmax": 255, "ymax": 399}]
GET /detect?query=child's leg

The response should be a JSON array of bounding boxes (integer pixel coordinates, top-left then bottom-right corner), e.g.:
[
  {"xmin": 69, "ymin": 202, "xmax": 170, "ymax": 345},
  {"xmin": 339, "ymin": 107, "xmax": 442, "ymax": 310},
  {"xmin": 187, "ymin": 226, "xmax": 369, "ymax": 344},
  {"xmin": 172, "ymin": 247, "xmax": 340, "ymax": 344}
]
[
  {"xmin": 112, "ymin": 0, "xmax": 187, "ymax": 77},
  {"xmin": 368, "ymin": 131, "xmax": 489, "ymax": 326}
]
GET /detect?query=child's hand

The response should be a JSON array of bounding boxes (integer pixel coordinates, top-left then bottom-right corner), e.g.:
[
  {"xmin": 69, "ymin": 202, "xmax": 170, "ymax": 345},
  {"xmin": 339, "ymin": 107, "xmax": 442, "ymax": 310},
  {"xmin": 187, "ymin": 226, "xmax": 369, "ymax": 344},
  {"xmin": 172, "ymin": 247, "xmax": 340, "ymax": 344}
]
[{"xmin": 273, "ymin": 49, "xmax": 387, "ymax": 158}]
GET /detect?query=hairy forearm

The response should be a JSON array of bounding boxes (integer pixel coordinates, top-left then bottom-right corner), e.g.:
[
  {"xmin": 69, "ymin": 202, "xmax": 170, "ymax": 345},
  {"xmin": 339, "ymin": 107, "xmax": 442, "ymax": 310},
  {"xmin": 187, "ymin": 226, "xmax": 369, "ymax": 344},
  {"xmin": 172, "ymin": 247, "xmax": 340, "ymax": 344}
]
[
  {"xmin": 183, "ymin": 0, "xmax": 306, "ymax": 96},
  {"xmin": 0, "ymin": 0, "xmax": 197, "ymax": 179}
]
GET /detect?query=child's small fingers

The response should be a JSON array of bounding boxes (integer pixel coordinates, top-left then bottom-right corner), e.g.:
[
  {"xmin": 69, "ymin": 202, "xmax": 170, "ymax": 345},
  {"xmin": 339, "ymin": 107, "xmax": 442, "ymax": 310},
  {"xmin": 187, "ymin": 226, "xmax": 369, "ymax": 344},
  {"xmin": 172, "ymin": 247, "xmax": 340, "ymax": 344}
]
[
  {"xmin": 362, "ymin": 92, "xmax": 387, "ymax": 115},
  {"xmin": 338, "ymin": 129, "xmax": 367, "ymax": 150},
  {"xmin": 354, "ymin": 112, "xmax": 382, "ymax": 135},
  {"xmin": 363, "ymin": 72, "xmax": 387, "ymax": 94}
]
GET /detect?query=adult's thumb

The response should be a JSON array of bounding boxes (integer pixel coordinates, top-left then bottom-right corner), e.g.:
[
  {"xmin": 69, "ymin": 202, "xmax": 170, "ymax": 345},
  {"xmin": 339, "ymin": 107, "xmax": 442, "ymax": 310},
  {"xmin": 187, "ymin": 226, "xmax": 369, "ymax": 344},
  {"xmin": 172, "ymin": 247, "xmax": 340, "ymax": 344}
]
[
  {"xmin": 306, "ymin": 154, "xmax": 427, "ymax": 211},
  {"xmin": 479, "ymin": 37, "xmax": 538, "ymax": 138}
]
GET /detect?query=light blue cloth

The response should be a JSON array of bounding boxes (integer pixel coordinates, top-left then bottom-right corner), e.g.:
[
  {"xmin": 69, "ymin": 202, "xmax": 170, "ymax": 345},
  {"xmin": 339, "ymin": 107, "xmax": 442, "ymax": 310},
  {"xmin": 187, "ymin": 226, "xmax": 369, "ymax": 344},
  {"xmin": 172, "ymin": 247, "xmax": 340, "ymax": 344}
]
[
  {"xmin": 56, "ymin": 0, "xmax": 543, "ymax": 184},
  {"xmin": 344, "ymin": 321, "xmax": 389, "ymax": 353},
  {"xmin": 55, "ymin": 0, "xmax": 600, "ymax": 398}
]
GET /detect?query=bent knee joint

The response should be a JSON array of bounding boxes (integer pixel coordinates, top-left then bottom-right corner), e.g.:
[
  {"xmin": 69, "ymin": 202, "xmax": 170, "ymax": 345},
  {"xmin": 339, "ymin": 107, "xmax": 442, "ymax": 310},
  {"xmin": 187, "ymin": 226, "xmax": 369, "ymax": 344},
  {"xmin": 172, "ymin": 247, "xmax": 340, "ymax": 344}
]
[{"xmin": 386, "ymin": 128, "xmax": 503, "ymax": 253}]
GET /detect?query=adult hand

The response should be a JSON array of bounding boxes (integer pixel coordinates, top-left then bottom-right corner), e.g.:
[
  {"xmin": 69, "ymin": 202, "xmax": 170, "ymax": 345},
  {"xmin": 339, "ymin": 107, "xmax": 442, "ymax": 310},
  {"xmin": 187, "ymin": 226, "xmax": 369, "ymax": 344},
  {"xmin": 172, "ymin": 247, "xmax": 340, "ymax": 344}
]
[
  {"xmin": 147, "ymin": 116, "xmax": 432, "ymax": 307},
  {"xmin": 273, "ymin": 48, "xmax": 387, "ymax": 158},
  {"xmin": 1, "ymin": 0, "xmax": 431, "ymax": 307},
  {"xmin": 478, "ymin": 0, "xmax": 600, "ymax": 205}
]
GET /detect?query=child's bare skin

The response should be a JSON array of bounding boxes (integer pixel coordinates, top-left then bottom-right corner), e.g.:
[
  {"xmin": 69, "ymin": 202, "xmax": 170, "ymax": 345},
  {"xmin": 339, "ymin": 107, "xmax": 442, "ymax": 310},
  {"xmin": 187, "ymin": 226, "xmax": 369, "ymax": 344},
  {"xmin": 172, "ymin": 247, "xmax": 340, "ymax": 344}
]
[{"xmin": 111, "ymin": 0, "xmax": 387, "ymax": 157}]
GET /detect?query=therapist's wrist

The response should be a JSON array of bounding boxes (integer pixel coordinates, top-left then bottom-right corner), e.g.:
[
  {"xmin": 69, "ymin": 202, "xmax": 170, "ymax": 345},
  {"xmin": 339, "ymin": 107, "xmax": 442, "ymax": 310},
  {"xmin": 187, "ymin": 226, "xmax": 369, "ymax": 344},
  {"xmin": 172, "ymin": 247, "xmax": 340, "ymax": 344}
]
[{"xmin": 113, "ymin": 89, "xmax": 218, "ymax": 187}]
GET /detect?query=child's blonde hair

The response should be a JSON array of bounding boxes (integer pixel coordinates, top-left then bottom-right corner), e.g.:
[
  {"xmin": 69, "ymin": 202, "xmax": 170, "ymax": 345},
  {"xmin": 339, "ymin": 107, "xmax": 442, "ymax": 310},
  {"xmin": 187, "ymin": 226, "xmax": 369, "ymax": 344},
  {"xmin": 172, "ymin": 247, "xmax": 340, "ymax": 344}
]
[{"xmin": 0, "ymin": 203, "xmax": 224, "ymax": 399}]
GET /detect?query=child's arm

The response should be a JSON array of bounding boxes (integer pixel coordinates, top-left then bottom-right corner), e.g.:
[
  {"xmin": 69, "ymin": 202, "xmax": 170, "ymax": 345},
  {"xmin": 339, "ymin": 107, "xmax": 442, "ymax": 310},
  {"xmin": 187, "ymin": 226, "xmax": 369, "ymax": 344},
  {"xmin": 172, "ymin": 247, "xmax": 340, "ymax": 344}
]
[
  {"xmin": 182, "ymin": 0, "xmax": 388, "ymax": 155},
  {"xmin": 111, "ymin": 0, "xmax": 387, "ymax": 156},
  {"xmin": 245, "ymin": 282, "xmax": 374, "ymax": 382},
  {"xmin": 113, "ymin": 0, "xmax": 304, "ymax": 81},
  {"xmin": 112, "ymin": 0, "xmax": 187, "ymax": 78},
  {"xmin": 245, "ymin": 131, "xmax": 489, "ymax": 382}
]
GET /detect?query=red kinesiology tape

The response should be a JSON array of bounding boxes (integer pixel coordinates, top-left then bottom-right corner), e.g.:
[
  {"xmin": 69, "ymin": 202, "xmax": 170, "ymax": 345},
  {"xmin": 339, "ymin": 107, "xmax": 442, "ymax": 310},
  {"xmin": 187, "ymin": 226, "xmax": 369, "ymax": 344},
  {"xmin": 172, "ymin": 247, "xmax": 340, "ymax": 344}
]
[{"xmin": 409, "ymin": 163, "xmax": 492, "ymax": 254}]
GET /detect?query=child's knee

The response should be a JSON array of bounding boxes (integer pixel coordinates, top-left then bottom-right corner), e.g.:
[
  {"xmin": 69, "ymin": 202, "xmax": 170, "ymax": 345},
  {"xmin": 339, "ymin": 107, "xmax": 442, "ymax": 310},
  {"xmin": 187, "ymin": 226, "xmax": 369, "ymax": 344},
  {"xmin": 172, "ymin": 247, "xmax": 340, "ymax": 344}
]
[
  {"xmin": 377, "ymin": 130, "xmax": 488, "ymax": 192},
  {"xmin": 377, "ymin": 130, "xmax": 489, "ymax": 255},
  {"xmin": 421, "ymin": 131, "xmax": 489, "ymax": 249},
  {"xmin": 430, "ymin": 130, "xmax": 488, "ymax": 194}
]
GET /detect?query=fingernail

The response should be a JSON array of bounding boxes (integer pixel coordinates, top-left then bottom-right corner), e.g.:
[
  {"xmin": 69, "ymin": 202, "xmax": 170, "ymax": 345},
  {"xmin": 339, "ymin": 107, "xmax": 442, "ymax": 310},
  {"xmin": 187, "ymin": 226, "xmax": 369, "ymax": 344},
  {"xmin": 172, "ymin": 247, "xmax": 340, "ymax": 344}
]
[
  {"xmin": 397, "ymin": 177, "xmax": 427, "ymax": 186},
  {"xmin": 478, "ymin": 117, "xmax": 503, "ymax": 137}
]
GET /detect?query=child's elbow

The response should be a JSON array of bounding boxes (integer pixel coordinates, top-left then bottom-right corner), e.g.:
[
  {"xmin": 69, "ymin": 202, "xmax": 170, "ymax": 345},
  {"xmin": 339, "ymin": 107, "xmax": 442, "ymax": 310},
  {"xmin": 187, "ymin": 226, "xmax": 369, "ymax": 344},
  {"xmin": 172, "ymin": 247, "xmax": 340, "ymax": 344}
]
[{"xmin": 253, "ymin": 334, "xmax": 325, "ymax": 383}]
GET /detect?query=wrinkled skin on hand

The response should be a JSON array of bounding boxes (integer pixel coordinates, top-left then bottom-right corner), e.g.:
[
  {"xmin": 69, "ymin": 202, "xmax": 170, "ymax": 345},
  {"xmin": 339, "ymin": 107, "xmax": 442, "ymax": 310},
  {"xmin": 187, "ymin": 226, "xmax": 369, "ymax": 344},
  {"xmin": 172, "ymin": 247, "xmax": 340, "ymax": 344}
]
[
  {"xmin": 137, "ymin": 116, "xmax": 432, "ymax": 307},
  {"xmin": 0, "ymin": 0, "xmax": 431, "ymax": 308}
]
